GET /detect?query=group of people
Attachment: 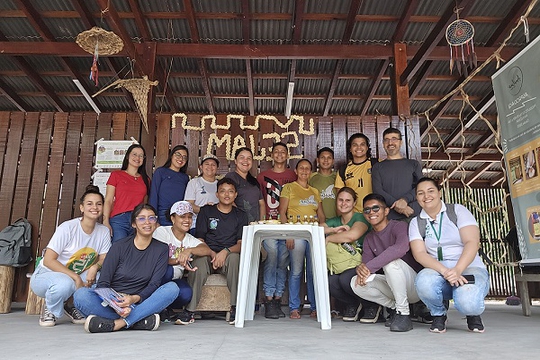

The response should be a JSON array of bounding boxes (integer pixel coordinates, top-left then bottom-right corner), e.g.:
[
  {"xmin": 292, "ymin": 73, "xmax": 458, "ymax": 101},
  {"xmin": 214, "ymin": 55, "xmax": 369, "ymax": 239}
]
[{"xmin": 29, "ymin": 127, "xmax": 490, "ymax": 334}]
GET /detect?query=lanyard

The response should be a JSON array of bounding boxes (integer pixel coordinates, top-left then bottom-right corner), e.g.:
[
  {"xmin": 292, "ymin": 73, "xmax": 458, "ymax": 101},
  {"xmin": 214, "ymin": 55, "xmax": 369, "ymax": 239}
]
[{"xmin": 429, "ymin": 213, "xmax": 444, "ymax": 261}]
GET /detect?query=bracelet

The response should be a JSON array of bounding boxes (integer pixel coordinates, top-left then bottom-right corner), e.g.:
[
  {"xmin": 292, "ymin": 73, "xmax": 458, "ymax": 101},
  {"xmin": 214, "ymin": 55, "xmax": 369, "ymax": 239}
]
[
  {"xmin": 224, "ymin": 247, "xmax": 231, "ymax": 253},
  {"xmin": 95, "ymin": 262, "xmax": 102, "ymax": 270}
]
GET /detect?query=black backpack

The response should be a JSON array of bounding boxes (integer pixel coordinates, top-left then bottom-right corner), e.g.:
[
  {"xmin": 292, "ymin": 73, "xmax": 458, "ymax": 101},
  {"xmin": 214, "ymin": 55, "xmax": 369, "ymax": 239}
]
[
  {"xmin": 0, "ymin": 218, "xmax": 32, "ymax": 267},
  {"xmin": 416, "ymin": 204, "xmax": 492, "ymax": 265}
]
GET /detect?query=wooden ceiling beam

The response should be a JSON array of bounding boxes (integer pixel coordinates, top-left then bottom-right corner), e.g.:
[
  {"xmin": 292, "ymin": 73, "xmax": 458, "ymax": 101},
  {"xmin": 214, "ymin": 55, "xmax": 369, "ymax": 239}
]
[
  {"xmin": 0, "ymin": 77, "xmax": 29, "ymax": 112},
  {"xmin": 72, "ymin": 0, "xmax": 95, "ymax": 28},
  {"xmin": 408, "ymin": 61, "xmax": 436, "ymax": 101},
  {"xmin": 485, "ymin": 0, "xmax": 533, "ymax": 46},
  {"xmin": 183, "ymin": 0, "xmax": 213, "ymax": 114},
  {"xmin": 241, "ymin": 0, "xmax": 254, "ymax": 116},
  {"xmin": 14, "ymin": 0, "xmax": 55, "ymax": 41},
  {"xmin": 128, "ymin": 0, "xmax": 152, "ymax": 41},
  {"xmin": 0, "ymin": 42, "xmax": 521, "ymax": 60},
  {"xmin": 360, "ymin": 58, "xmax": 389, "ymax": 116},
  {"xmin": 465, "ymin": 163, "xmax": 492, "ymax": 185},
  {"xmin": 292, "ymin": 0, "xmax": 305, "ymax": 44},
  {"xmin": 392, "ymin": 0, "xmax": 419, "ymax": 42},
  {"xmin": 323, "ymin": 0, "xmax": 362, "ymax": 116},
  {"xmin": 323, "ymin": 60, "xmax": 342, "ymax": 116},
  {"xmin": 490, "ymin": 173, "xmax": 506, "ymax": 187},
  {"xmin": 399, "ymin": 0, "xmax": 474, "ymax": 86}
]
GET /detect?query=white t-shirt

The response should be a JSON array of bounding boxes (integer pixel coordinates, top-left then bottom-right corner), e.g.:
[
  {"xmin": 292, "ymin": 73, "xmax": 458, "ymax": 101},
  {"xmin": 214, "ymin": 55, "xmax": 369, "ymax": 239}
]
[
  {"xmin": 43, "ymin": 218, "xmax": 111, "ymax": 274},
  {"xmin": 153, "ymin": 226, "xmax": 203, "ymax": 279},
  {"xmin": 184, "ymin": 177, "xmax": 218, "ymax": 229},
  {"xmin": 409, "ymin": 203, "xmax": 485, "ymax": 269}
]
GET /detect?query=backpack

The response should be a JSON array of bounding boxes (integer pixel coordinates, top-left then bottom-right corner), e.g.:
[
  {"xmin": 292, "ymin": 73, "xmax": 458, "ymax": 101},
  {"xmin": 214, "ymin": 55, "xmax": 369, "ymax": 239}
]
[
  {"xmin": 326, "ymin": 242, "xmax": 362, "ymax": 275},
  {"xmin": 416, "ymin": 204, "xmax": 492, "ymax": 265},
  {"xmin": 338, "ymin": 158, "xmax": 378, "ymax": 184},
  {"xmin": 0, "ymin": 218, "xmax": 32, "ymax": 267}
]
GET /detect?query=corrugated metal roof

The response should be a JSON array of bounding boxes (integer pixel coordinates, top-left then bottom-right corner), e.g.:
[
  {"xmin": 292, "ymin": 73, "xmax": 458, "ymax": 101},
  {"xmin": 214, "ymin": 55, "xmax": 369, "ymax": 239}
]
[
  {"xmin": 214, "ymin": 97, "xmax": 249, "ymax": 114},
  {"xmin": 305, "ymin": 0, "xmax": 350, "ymax": 14},
  {"xmin": 1, "ymin": 75, "xmax": 38, "ymax": 92},
  {"xmin": 176, "ymin": 96, "xmax": 208, "ymax": 113},
  {"xmin": 296, "ymin": 59, "xmax": 337, "ymax": 74},
  {"xmin": 335, "ymin": 79, "xmax": 371, "ymax": 95},
  {"xmin": 0, "ymin": 0, "xmax": 17, "ymax": 10},
  {"xmin": 361, "ymin": 0, "xmax": 407, "ymax": 16},
  {"xmin": 42, "ymin": 18, "xmax": 85, "ymax": 41},
  {"xmin": 253, "ymin": 78, "xmax": 288, "ymax": 94},
  {"xmin": 198, "ymin": 19, "xmax": 243, "ymax": 43},
  {"xmin": 210, "ymin": 78, "xmax": 247, "ymax": 94},
  {"xmin": 0, "ymin": 18, "xmax": 40, "ymax": 40},
  {"xmin": 139, "ymin": 1, "xmax": 184, "ymax": 12},
  {"xmin": 251, "ymin": 59, "xmax": 289, "ymax": 74},
  {"xmin": 24, "ymin": 56, "xmax": 64, "ymax": 72},
  {"xmin": 193, "ymin": 0, "xmax": 241, "ymax": 13},
  {"xmin": 292, "ymin": 98, "xmax": 325, "ymax": 114},
  {"xmin": 21, "ymin": 96, "xmax": 56, "ymax": 111},
  {"xmin": 255, "ymin": 98, "xmax": 285, "ymax": 114},
  {"xmin": 31, "ymin": 0, "xmax": 74, "ymax": 11},
  {"xmin": 301, "ymin": 20, "xmax": 345, "ymax": 44},
  {"xmin": 205, "ymin": 58, "xmax": 245, "ymax": 73},
  {"xmin": 295, "ymin": 78, "xmax": 331, "ymax": 95},
  {"xmin": 167, "ymin": 77, "xmax": 204, "ymax": 93},
  {"xmin": 251, "ymin": 0, "xmax": 294, "ymax": 13},
  {"xmin": 329, "ymin": 99, "xmax": 363, "ymax": 115},
  {"xmin": 367, "ymin": 99, "xmax": 392, "ymax": 114},
  {"xmin": 350, "ymin": 21, "xmax": 396, "ymax": 44},
  {"xmin": 251, "ymin": 20, "xmax": 292, "ymax": 44}
]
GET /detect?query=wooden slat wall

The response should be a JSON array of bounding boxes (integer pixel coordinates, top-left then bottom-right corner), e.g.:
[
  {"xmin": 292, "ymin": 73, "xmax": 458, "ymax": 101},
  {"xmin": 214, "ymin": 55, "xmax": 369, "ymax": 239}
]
[{"xmin": 0, "ymin": 111, "xmax": 425, "ymax": 301}]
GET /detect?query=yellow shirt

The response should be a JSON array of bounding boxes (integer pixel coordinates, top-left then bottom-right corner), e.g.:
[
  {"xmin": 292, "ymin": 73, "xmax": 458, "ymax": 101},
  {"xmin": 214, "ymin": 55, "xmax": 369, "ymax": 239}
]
[
  {"xmin": 335, "ymin": 160, "xmax": 373, "ymax": 212},
  {"xmin": 281, "ymin": 181, "xmax": 321, "ymax": 221}
]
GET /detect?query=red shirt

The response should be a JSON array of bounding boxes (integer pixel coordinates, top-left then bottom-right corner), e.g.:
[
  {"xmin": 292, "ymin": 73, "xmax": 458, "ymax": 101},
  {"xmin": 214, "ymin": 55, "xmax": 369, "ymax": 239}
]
[{"xmin": 107, "ymin": 170, "xmax": 149, "ymax": 217}]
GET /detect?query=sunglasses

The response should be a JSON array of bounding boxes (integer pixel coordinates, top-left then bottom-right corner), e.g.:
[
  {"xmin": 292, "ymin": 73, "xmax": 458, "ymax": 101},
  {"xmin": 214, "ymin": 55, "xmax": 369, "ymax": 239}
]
[
  {"xmin": 135, "ymin": 216, "xmax": 158, "ymax": 224},
  {"xmin": 363, "ymin": 205, "xmax": 384, "ymax": 214}
]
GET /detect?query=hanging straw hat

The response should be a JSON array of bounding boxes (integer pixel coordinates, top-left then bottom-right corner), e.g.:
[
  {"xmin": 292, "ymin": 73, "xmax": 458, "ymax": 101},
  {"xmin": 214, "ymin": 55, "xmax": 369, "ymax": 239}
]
[{"xmin": 76, "ymin": 26, "xmax": 124, "ymax": 56}]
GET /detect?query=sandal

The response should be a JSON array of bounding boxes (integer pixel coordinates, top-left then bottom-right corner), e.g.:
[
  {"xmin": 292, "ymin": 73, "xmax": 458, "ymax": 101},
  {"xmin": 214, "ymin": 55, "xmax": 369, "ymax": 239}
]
[
  {"xmin": 289, "ymin": 309, "xmax": 301, "ymax": 319},
  {"xmin": 310, "ymin": 310, "xmax": 317, "ymax": 318}
]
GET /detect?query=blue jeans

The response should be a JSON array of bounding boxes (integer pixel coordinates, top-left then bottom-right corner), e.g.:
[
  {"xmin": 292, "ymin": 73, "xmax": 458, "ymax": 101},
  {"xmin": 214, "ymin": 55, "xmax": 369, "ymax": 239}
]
[
  {"xmin": 161, "ymin": 265, "xmax": 193, "ymax": 309},
  {"xmin": 73, "ymin": 282, "xmax": 179, "ymax": 328},
  {"xmin": 262, "ymin": 239, "xmax": 289, "ymax": 298},
  {"xmin": 415, "ymin": 267, "xmax": 490, "ymax": 317},
  {"xmin": 109, "ymin": 212, "xmax": 134, "ymax": 243},
  {"xmin": 288, "ymin": 239, "xmax": 316, "ymax": 311},
  {"xmin": 30, "ymin": 265, "xmax": 91, "ymax": 318}
]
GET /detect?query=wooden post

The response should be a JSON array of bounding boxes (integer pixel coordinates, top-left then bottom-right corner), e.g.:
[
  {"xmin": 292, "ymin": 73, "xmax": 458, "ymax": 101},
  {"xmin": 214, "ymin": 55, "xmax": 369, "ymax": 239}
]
[{"xmin": 0, "ymin": 265, "xmax": 15, "ymax": 313}]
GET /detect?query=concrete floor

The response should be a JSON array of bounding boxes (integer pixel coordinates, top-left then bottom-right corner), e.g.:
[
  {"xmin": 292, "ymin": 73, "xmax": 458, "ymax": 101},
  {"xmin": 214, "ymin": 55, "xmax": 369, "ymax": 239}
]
[{"xmin": 0, "ymin": 301, "xmax": 538, "ymax": 360}]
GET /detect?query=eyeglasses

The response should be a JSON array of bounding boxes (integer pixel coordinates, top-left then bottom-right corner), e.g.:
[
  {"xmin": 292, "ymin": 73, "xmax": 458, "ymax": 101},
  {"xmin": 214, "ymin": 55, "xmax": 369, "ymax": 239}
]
[
  {"xmin": 383, "ymin": 137, "xmax": 401, "ymax": 143},
  {"xmin": 135, "ymin": 216, "xmax": 158, "ymax": 224},
  {"xmin": 173, "ymin": 152, "xmax": 188, "ymax": 160},
  {"xmin": 363, "ymin": 205, "xmax": 383, "ymax": 214}
]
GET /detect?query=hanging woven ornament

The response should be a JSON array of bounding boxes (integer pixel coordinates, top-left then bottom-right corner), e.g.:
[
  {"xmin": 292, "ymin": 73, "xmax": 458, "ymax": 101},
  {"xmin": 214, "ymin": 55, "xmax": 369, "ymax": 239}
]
[
  {"xmin": 76, "ymin": 27, "xmax": 124, "ymax": 86},
  {"xmin": 445, "ymin": 16, "xmax": 477, "ymax": 76},
  {"xmin": 92, "ymin": 76, "xmax": 158, "ymax": 133}
]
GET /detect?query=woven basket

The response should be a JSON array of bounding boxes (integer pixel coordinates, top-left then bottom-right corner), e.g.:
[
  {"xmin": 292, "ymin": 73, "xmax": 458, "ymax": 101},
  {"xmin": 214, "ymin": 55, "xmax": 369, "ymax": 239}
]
[{"xmin": 76, "ymin": 27, "xmax": 124, "ymax": 55}]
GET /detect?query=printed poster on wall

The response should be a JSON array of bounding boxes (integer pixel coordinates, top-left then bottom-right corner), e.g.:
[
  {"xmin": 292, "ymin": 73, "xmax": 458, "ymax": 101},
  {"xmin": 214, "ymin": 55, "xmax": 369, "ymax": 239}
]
[
  {"xmin": 492, "ymin": 34, "xmax": 540, "ymax": 264},
  {"xmin": 95, "ymin": 140, "xmax": 137, "ymax": 169}
]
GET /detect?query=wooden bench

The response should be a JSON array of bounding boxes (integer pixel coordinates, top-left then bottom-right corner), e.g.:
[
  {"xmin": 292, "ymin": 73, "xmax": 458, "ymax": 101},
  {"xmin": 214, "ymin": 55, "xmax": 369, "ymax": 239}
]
[{"xmin": 515, "ymin": 272, "xmax": 540, "ymax": 316}]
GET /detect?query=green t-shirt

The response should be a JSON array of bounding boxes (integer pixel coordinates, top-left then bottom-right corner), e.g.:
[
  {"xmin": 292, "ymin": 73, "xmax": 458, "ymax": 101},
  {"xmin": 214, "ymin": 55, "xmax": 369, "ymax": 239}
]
[
  {"xmin": 309, "ymin": 172, "xmax": 337, "ymax": 219},
  {"xmin": 325, "ymin": 212, "xmax": 371, "ymax": 247}
]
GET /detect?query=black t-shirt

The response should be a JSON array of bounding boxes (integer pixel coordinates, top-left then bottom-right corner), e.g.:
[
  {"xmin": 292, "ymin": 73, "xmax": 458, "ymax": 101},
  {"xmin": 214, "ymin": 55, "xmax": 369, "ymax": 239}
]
[
  {"xmin": 97, "ymin": 235, "xmax": 169, "ymax": 302},
  {"xmin": 195, "ymin": 204, "xmax": 248, "ymax": 252}
]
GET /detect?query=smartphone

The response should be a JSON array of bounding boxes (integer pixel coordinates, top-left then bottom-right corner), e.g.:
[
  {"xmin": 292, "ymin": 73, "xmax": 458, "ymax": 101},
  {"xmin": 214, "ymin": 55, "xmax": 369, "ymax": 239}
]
[{"xmin": 463, "ymin": 274, "xmax": 475, "ymax": 284}]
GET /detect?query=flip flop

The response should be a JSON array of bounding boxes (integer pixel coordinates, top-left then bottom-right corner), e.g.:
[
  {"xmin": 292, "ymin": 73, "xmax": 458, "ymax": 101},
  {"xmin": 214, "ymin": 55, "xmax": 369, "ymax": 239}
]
[{"xmin": 289, "ymin": 309, "xmax": 301, "ymax": 319}]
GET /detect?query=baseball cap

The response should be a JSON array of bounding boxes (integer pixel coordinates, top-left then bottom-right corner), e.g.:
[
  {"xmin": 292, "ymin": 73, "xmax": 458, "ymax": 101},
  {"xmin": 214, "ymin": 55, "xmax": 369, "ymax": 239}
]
[
  {"xmin": 200, "ymin": 153, "xmax": 219, "ymax": 166},
  {"xmin": 169, "ymin": 201, "xmax": 195, "ymax": 216}
]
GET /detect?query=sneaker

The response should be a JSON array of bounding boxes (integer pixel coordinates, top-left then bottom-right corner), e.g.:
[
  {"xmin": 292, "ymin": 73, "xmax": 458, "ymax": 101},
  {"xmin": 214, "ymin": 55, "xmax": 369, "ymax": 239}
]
[
  {"xmin": 429, "ymin": 315, "xmax": 447, "ymax": 333},
  {"xmin": 228, "ymin": 306, "xmax": 236, "ymax": 325},
  {"xmin": 39, "ymin": 304, "xmax": 56, "ymax": 327},
  {"xmin": 159, "ymin": 308, "xmax": 178, "ymax": 323},
  {"xmin": 274, "ymin": 299, "xmax": 286, "ymax": 318},
  {"xmin": 342, "ymin": 304, "xmax": 362, "ymax": 322},
  {"xmin": 84, "ymin": 315, "xmax": 115, "ymax": 333},
  {"xmin": 466, "ymin": 315, "xmax": 485, "ymax": 333},
  {"xmin": 411, "ymin": 302, "xmax": 433, "ymax": 324},
  {"xmin": 131, "ymin": 314, "xmax": 160, "ymax": 331},
  {"xmin": 385, "ymin": 308, "xmax": 396, "ymax": 327},
  {"xmin": 64, "ymin": 304, "xmax": 86, "ymax": 325},
  {"xmin": 175, "ymin": 310, "xmax": 195, "ymax": 325},
  {"xmin": 390, "ymin": 313, "xmax": 413, "ymax": 332},
  {"xmin": 359, "ymin": 305, "xmax": 382, "ymax": 323}
]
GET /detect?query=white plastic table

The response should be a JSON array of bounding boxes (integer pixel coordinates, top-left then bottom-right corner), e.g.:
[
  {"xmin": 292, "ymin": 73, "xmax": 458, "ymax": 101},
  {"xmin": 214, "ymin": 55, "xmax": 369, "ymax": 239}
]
[{"xmin": 235, "ymin": 224, "xmax": 331, "ymax": 330}]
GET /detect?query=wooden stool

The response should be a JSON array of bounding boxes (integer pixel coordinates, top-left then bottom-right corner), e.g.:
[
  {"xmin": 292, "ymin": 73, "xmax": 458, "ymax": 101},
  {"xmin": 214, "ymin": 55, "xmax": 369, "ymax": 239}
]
[
  {"xmin": 195, "ymin": 274, "xmax": 231, "ymax": 320},
  {"xmin": 515, "ymin": 272, "xmax": 540, "ymax": 316},
  {"xmin": 0, "ymin": 265, "xmax": 15, "ymax": 313}
]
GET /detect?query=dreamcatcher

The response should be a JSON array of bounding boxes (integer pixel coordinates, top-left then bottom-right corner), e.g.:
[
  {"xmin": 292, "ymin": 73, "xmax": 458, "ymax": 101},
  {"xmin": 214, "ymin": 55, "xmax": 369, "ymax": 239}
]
[
  {"xmin": 445, "ymin": 12, "xmax": 477, "ymax": 76},
  {"xmin": 76, "ymin": 27, "xmax": 124, "ymax": 86}
]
